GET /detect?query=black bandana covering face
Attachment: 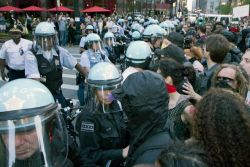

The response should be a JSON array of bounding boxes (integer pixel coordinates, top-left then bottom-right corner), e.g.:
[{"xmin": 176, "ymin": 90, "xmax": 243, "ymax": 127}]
[{"xmin": 215, "ymin": 80, "xmax": 237, "ymax": 92}]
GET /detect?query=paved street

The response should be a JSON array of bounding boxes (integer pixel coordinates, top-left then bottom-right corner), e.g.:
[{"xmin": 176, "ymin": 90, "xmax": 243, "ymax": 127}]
[{"xmin": 0, "ymin": 45, "xmax": 81, "ymax": 103}]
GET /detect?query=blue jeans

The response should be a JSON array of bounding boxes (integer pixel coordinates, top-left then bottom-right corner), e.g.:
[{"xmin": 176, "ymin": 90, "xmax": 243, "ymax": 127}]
[{"xmin": 59, "ymin": 30, "xmax": 67, "ymax": 46}]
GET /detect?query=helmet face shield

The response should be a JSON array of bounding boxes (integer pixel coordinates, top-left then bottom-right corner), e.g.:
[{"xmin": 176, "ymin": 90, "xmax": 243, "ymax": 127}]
[
  {"xmin": 0, "ymin": 105, "xmax": 68, "ymax": 167},
  {"xmin": 86, "ymin": 62, "xmax": 123, "ymax": 114},
  {"xmin": 104, "ymin": 37, "xmax": 115, "ymax": 47},
  {"xmin": 35, "ymin": 35, "xmax": 55, "ymax": 51},
  {"xmin": 86, "ymin": 84, "xmax": 121, "ymax": 114}
]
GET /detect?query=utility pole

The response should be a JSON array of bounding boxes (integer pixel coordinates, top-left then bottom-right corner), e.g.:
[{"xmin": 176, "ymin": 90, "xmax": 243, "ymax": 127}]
[{"xmin": 74, "ymin": 0, "xmax": 81, "ymax": 45}]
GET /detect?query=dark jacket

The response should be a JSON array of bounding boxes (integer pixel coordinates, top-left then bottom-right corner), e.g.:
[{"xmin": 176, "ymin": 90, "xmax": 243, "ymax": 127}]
[
  {"xmin": 113, "ymin": 71, "xmax": 173, "ymax": 166},
  {"xmin": 223, "ymin": 47, "xmax": 243, "ymax": 64},
  {"xmin": 75, "ymin": 101, "xmax": 129, "ymax": 167}
]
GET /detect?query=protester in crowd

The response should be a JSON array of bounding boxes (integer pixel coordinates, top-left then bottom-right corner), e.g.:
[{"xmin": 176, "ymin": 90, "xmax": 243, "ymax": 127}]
[
  {"xmin": 167, "ymin": 32, "xmax": 184, "ymax": 49},
  {"xmin": 199, "ymin": 34, "xmax": 230, "ymax": 95},
  {"xmin": 157, "ymin": 58, "xmax": 196, "ymax": 141},
  {"xmin": 112, "ymin": 70, "xmax": 174, "ymax": 167},
  {"xmin": 196, "ymin": 25, "xmax": 207, "ymax": 47},
  {"xmin": 237, "ymin": 28, "xmax": 250, "ymax": 53},
  {"xmin": 205, "ymin": 23, "xmax": 212, "ymax": 36},
  {"xmin": 241, "ymin": 49, "xmax": 250, "ymax": 105},
  {"xmin": 183, "ymin": 35, "xmax": 204, "ymax": 73},
  {"xmin": 0, "ymin": 12, "xmax": 6, "ymax": 32},
  {"xmin": 240, "ymin": 49, "xmax": 250, "ymax": 80},
  {"xmin": 68, "ymin": 19, "xmax": 76, "ymax": 47},
  {"xmin": 58, "ymin": 14, "xmax": 68, "ymax": 46},
  {"xmin": 220, "ymin": 30, "xmax": 243, "ymax": 64},
  {"xmin": 211, "ymin": 63, "xmax": 249, "ymax": 98},
  {"xmin": 155, "ymin": 142, "xmax": 208, "ymax": 167},
  {"xmin": 193, "ymin": 88, "xmax": 250, "ymax": 167}
]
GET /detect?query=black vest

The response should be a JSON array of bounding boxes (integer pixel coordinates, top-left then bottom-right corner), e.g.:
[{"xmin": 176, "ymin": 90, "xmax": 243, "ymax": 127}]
[{"xmin": 35, "ymin": 52, "xmax": 63, "ymax": 94}]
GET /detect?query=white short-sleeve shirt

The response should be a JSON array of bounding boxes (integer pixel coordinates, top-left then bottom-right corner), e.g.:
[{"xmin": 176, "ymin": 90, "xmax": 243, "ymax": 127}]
[{"xmin": 0, "ymin": 38, "xmax": 33, "ymax": 70}]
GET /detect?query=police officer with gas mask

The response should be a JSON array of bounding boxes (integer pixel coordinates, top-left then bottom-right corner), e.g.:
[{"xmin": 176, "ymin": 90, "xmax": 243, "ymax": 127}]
[
  {"xmin": 76, "ymin": 62, "xmax": 129, "ymax": 167},
  {"xmin": 27, "ymin": 22, "xmax": 85, "ymax": 108},
  {"xmin": 0, "ymin": 79, "xmax": 83, "ymax": 167}
]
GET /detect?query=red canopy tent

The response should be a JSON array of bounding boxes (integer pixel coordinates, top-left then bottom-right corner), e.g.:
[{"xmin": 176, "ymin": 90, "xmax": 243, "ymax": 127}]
[
  {"xmin": 47, "ymin": 6, "xmax": 74, "ymax": 12},
  {"xmin": 81, "ymin": 6, "xmax": 111, "ymax": 13},
  {"xmin": 22, "ymin": 5, "xmax": 46, "ymax": 12},
  {"xmin": 0, "ymin": 5, "xmax": 22, "ymax": 12}
]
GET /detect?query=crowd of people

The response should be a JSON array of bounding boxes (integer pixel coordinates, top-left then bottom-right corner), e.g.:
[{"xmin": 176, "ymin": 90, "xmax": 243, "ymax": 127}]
[{"xmin": 0, "ymin": 10, "xmax": 250, "ymax": 167}]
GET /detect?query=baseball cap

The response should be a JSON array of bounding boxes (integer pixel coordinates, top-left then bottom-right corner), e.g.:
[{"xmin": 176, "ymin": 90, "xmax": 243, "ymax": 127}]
[
  {"xmin": 155, "ymin": 44, "xmax": 186, "ymax": 64},
  {"xmin": 9, "ymin": 25, "xmax": 22, "ymax": 33}
]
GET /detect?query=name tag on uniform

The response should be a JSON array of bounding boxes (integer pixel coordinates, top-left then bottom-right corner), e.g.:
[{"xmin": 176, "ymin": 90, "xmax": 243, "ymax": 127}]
[
  {"xmin": 55, "ymin": 59, "xmax": 60, "ymax": 66},
  {"xmin": 81, "ymin": 121, "xmax": 94, "ymax": 132}
]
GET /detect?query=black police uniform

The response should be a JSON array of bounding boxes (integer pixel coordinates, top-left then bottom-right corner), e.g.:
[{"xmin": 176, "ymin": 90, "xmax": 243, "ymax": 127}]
[
  {"xmin": 34, "ymin": 50, "xmax": 67, "ymax": 107},
  {"xmin": 76, "ymin": 101, "xmax": 129, "ymax": 167}
]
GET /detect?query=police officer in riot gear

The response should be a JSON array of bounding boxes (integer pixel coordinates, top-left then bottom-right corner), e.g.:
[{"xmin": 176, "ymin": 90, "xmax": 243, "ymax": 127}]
[
  {"xmin": 30, "ymin": 22, "xmax": 85, "ymax": 107},
  {"xmin": 103, "ymin": 32, "xmax": 120, "ymax": 64},
  {"xmin": 77, "ymin": 33, "xmax": 110, "ymax": 106},
  {"xmin": 76, "ymin": 62, "xmax": 129, "ymax": 167},
  {"xmin": 122, "ymin": 41, "xmax": 153, "ymax": 80},
  {"xmin": 0, "ymin": 79, "xmax": 81, "ymax": 167},
  {"xmin": 79, "ymin": 24, "xmax": 94, "ymax": 54},
  {"xmin": 142, "ymin": 24, "xmax": 165, "ymax": 50},
  {"xmin": 131, "ymin": 31, "xmax": 142, "ymax": 41}
]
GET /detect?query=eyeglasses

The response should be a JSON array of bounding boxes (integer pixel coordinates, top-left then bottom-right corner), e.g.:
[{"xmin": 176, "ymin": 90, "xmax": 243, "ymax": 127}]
[{"xmin": 216, "ymin": 76, "xmax": 235, "ymax": 83}]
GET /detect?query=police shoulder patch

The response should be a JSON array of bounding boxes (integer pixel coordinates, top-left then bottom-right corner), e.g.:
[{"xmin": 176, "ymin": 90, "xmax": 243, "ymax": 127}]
[{"xmin": 81, "ymin": 121, "xmax": 95, "ymax": 132}]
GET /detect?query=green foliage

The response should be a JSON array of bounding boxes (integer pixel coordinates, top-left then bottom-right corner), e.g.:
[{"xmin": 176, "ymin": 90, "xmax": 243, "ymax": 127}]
[
  {"xmin": 216, "ymin": 4, "xmax": 232, "ymax": 14},
  {"xmin": 242, "ymin": 0, "xmax": 250, "ymax": 5},
  {"xmin": 0, "ymin": 0, "xmax": 12, "ymax": 6}
]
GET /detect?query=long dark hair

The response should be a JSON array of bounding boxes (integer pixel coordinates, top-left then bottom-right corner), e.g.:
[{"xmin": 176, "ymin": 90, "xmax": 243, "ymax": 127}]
[
  {"xmin": 158, "ymin": 58, "xmax": 196, "ymax": 94},
  {"xmin": 194, "ymin": 88, "xmax": 250, "ymax": 167}
]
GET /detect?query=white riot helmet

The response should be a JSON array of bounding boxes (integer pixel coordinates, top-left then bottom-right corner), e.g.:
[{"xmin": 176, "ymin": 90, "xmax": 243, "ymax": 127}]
[
  {"xmin": 160, "ymin": 21, "xmax": 172, "ymax": 35},
  {"xmin": 142, "ymin": 24, "xmax": 164, "ymax": 42},
  {"xmin": 132, "ymin": 31, "xmax": 141, "ymax": 41},
  {"xmin": 0, "ymin": 79, "xmax": 68, "ymax": 166},
  {"xmin": 85, "ymin": 24, "xmax": 94, "ymax": 34},
  {"xmin": 131, "ymin": 23, "xmax": 144, "ymax": 33},
  {"xmin": 125, "ymin": 41, "xmax": 153, "ymax": 69},
  {"xmin": 139, "ymin": 19, "xmax": 145, "ymax": 24},
  {"xmin": 103, "ymin": 32, "xmax": 115, "ymax": 47},
  {"xmin": 86, "ymin": 33, "xmax": 103, "ymax": 52},
  {"xmin": 111, "ymin": 24, "xmax": 119, "ymax": 34},
  {"xmin": 117, "ymin": 19, "xmax": 125, "ymax": 27},
  {"xmin": 86, "ymin": 62, "xmax": 122, "ymax": 113},
  {"xmin": 149, "ymin": 19, "xmax": 159, "ymax": 25},
  {"xmin": 34, "ymin": 22, "xmax": 56, "ymax": 51}
]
